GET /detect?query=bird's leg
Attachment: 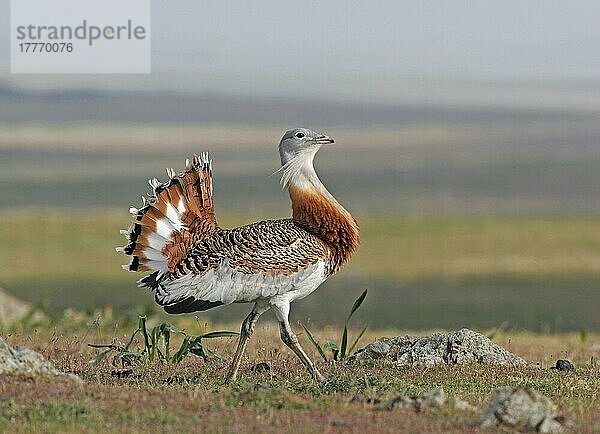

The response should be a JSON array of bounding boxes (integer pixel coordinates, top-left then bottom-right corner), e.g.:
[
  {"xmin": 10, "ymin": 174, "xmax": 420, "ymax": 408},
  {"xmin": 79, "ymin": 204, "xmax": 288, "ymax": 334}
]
[
  {"xmin": 278, "ymin": 319, "xmax": 325, "ymax": 382},
  {"xmin": 271, "ymin": 300, "xmax": 325, "ymax": 382},
  {"xmin": 225, "ymin": 302, "xmax": 269, "ymax": 384}
]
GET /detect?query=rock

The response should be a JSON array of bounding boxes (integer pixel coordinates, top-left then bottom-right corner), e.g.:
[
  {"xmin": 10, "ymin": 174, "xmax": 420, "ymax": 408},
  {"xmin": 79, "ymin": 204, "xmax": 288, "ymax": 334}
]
[
  {"xmin": 0, "ymin": 287, "xmax": 44, "ymax": 324},
  {"xmin": 551, "ymin": 359, "xmax": 575, "ymax": 372},
  {"xmin": 422, "ymin": 387, "xmax": 446, "ymax": 407},
  {"xmin": 250, "ymin": 361, "xmax": 271, "ymax": 374},
  {"xmin": 0, "ymin": 337, "xmax": 81, "ymax": 383},
  {"xmin": 351, "ymin": 328, "xmax": 526, "ymax": 367},
  {"xmin": 449, "ymin": 396, "xmax": 476, "ymax": 411},
  {"xmin": 384, "ymin": 387, "xmax": 446, "ymax": 411},
  {"xmin": 385, "ymin": 395, "xmax": 421, "ymax": 410},
  {"xmin": 537, "ymin": 417, "xmax": 565, "ymax": 434},
  {"xmin": 477, "ymin": 387, "xmax": 564, "ymax": 433},
  {"xmin": 383, "ymin": 388, "xmax": 479, "ymax": 414}
]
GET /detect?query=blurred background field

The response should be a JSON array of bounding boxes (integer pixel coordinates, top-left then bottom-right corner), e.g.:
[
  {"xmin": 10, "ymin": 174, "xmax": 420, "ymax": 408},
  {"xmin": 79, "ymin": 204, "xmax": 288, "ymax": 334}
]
[
  {"xmin": 1, "ymin": 1, "xmax": 600, "ymax": 333},
  {"xmin": 2, "ymin": 113, "xmax": 600, "ymax": 332},
  {"xmin": 3, "ymin": 209, "xmax": 600, "ymax": 331}
]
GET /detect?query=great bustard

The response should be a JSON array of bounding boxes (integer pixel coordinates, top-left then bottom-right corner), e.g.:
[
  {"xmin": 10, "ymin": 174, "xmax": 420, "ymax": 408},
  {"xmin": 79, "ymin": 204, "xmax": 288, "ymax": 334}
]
[{"xmin": 118, "ymin": 128, "xmax": 360, "ymax": 382}]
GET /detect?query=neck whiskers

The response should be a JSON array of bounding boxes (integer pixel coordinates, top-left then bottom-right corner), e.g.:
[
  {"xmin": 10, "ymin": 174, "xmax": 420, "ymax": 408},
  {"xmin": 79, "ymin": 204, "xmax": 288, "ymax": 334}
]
[{"xmin": 276, "ymin": 150, "xmax": 319, "ymax": 190}]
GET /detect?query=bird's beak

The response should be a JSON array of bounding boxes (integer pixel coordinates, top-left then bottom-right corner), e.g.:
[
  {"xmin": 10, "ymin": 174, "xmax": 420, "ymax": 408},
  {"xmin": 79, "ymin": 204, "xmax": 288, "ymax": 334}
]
[{"xmin": 314, "ymin": 134, "xmax": 335, "ymax": 145}]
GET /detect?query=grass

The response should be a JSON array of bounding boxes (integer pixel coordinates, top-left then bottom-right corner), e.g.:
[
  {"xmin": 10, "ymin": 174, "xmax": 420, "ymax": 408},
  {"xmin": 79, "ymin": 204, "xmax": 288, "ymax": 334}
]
[
  {"xmin": 5, "ymin": 210, "xmax": 600, "ymax": 288},
  {"xmin": 1, "ymin": 313, "xmax": 599, "ymax": 433},
  {"xmin": 89, "ymin": 315, "xmax": 239, "ymax": 366},
  {"xmin": 302, "ymin": 289, "xmax": 368, "ymax": 361},
  {"xmin": 2, "ymin": 207, "xmax": 600, "ymax": 430},
  {"xmin": 2, "ymin": 210, "xmax": 600, "ymax": 331}
]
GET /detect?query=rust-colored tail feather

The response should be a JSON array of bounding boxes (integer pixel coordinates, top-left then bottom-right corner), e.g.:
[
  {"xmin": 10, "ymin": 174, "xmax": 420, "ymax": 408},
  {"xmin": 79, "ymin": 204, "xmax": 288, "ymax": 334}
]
[{"xmin": 117, "ymin": 152, "xmax": 218, "ymax": 279}]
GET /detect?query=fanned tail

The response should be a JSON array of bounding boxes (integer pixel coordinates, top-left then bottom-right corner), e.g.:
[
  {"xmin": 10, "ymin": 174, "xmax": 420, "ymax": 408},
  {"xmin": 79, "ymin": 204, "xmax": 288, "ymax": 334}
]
[{"xmin": 117, "ymin": 152, "xmax": 218, "ymax": 284}]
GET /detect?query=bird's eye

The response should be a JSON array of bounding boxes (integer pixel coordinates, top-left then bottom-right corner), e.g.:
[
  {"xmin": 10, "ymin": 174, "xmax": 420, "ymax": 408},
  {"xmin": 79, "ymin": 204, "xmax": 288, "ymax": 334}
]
[{"xmin": 295, "ymin": 132, "xmax": 305, "ymax": 139}]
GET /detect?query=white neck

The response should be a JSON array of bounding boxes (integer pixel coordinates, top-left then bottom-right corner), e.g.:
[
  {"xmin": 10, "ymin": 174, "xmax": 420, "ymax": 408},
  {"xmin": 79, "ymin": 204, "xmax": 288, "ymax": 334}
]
[
  {"xmin": 279, "ymin": 149, "xmax": 344, "ymax": 208},
  {"xmin": 279, "ymin": 150, "xmax": 322, "ymax": 189}
]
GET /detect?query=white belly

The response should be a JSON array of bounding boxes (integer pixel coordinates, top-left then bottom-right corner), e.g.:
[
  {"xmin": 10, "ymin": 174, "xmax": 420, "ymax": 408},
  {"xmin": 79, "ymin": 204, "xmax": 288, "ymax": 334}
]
[{"xmin": 158, "ymin": 259, "xmax": 328, "ymax": 307}]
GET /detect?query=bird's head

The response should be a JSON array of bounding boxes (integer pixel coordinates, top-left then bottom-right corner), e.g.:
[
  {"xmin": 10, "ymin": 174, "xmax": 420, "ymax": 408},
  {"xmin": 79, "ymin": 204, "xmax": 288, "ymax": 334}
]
[
  {"xmin": 276, "ymin": 128, "xmax": 334, "ymax": 189},
  {"xmin": 278, "ymin": 128, "xmax": 334, "ymax": 166}
]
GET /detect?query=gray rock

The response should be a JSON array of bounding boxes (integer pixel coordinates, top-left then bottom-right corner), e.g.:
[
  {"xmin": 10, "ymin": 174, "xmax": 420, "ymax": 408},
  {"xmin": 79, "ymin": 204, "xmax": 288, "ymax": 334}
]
[
  {"xmin": 449, "ymin": 396, "xmax": 476, "ymax": 411},
  {"xmin": 0, "ymin": 286, "xmax": 45, "ymax": 324},
  {"xmin": 386, "ymin": 395, "xmax": 421, "ymax": 410},
  {"xmin": 384, "ymin": 387, "xmax": 446, "ymax": 411},
  {"xmin": 422, "ymin": 387, "xmax": 446, "ymax": 407},
  {"xmin": 351, "ymin": 328, "xmax": 526, "ymax": 367},
  {"xmin": 538, "ymin": 417, "xmax": 565, "ymax": 434},
  {"xmin": 477, "ymin": 387, "xmax": 564, "ymax": 433},
  {"xmin": 0, "ymin": 338, "xmax": 81, "ymax": 383}
]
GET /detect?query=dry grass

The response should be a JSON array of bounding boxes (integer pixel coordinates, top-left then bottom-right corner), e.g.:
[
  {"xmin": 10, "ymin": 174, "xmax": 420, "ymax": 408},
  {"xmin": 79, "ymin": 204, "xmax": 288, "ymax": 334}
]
[{"xmin": 1, "ymin": 313, "xmax": 599, "ymax": 433}]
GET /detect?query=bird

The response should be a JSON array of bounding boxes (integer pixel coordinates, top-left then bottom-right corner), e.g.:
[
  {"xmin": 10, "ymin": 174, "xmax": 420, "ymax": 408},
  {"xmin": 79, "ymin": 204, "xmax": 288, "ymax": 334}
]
[{"xmin": 117, "ymin": 128, "xmax": 360, "ymax": 382}]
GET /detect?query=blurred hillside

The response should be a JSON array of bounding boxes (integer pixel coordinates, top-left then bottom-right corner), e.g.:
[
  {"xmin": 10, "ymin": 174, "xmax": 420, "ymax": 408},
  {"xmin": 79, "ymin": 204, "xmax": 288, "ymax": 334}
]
[{"xmin": 1, "ymin": 82, "xmax": 600, "ymax": 215}]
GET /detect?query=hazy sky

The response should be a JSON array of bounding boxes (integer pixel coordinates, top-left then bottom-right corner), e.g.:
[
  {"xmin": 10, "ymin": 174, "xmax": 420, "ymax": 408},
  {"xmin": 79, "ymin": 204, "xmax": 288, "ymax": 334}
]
[
  {"xmin": 1, "ymin": 1, "xmax": 599, "ymax": 104},
  {"xmin": 150, "ymin": 0, "xmax": 600, "ymax": 79}
]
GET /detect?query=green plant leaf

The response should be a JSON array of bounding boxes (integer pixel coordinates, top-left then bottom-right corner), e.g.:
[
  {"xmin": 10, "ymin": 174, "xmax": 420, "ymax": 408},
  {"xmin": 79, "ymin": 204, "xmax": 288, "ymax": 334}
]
[
  {"xmin": 339, "ymin": 289, "xmax": 368, "ymax": 360},
  {"xmin": 322, "ymin": 341, "xmax": 338, "ymax": 351},
  {"xmin": 189, "ymin": 344, "xmax": 208, "ymax": 359},
  {"xmin": 89, "ymin": 348, "xmax": 112, "ymax": 365},
  {"xmin": 200, "ymin": 331, "xmax": 239, "ymax": 339},
  {"xmin": 89, "ymin": 316, "xmax": 237, "ymax": 366},
  {"xmin": 348, "ymin": 326, "xmax": 368, "ymax": 355},
  {"xmin": 124, "ymin": 328, "xmax": 140, "ymax": 351},
  {"xmin": 150, "ymin": 324, "xmax": 168, "ymax": 362},
  {"xmin": 340, "ymin": 326, "xmax": 349, "ymax": 360},
  {"xmin": 346, "ymin": 289, "xmax": 368, "ymax": 324},
  {"xmin": 165, "ymin": 330, "xmax": 171, "ymax": 362},
  {"xmin": 171, "ymin": 336, "xmax": 193, "ymax": 364},
  {"xmin": 139, "ymin": 316, "xmax": 151, "ymax": 356},
  {"xmin": 301, "ymin": 323, "xmax": 328, "ymax": 361}
]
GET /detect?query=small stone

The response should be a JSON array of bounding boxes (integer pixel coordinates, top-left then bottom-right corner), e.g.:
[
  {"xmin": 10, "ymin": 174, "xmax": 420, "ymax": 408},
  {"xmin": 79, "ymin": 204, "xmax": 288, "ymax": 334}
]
[
  {"xmin": 476, "ymin": 386, "xmax": 564, "ymax": 432},
  {"xmin": 449, "ymin": 396, "xmax": 475, "ymax": 411},
  {"xmin": 384, "ymin": 387, "xmax": 445, "ymax": 411},
  {"xmin": 422, "ymin": 387, "xmax": 445, "ymax": 407},
  {"xmin": 250, "ymin": 362, "xmax": 271, "ymax": 374},
  {"xmin": 385, "ymin": 395, "xmax": 420, "ymax": 411},
  {"xmin": 553, "ymin": 360, "xmax": 575, "ymax": 372}
]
